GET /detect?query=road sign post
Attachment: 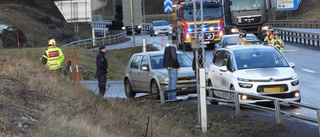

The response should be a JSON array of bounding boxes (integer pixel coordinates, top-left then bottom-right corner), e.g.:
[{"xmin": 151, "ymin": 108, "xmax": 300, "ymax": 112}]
[{"xmin": 276, "ymin": 0, "xmax": 301, "ymax": 11}]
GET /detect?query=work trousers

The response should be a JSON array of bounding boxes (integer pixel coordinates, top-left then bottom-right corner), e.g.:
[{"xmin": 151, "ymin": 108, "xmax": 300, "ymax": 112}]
[{"xmin": 97, "ymin": 73, "xmax": 107, "ymax": 96}]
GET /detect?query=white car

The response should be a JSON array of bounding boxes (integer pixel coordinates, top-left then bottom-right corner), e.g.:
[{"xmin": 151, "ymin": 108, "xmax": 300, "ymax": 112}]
[
  {"xmin": 149, "ymin": 20, "xmax": 172, "ymax": 37},
  {"xmin": 207, "ymin": 44, "xmax": 301, "ymax": 104}
]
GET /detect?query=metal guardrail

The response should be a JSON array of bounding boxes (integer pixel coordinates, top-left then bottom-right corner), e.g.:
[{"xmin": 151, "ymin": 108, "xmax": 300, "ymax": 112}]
[
  {"xmin": 277, "ymin": 29, "xmax": 320, "ymax": 47},
  {"xmin": 62, "ymin": 30, "xmax": 127, "ymax": 49},
  {"xmin": 206, "ymin": 87, "xmax": 320, "ymax": 136},
  {"xmin": 270, "ymin": 20, "xmax": 320, "ymax": 28}
]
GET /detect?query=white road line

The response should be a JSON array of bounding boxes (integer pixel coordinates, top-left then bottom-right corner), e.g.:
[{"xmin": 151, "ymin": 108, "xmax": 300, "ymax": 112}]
[{"xmin": 301, "ymin": 69, "xmax": 316, "ymax": 74}]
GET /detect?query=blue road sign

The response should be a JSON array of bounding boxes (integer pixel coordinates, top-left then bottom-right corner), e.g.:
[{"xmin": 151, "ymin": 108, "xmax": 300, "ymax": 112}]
[
  {"xmin": 276, "ymin": 0, "xmax": 301, "ymax": 11},
  {"xmin": 164, "ymin": 0, "xmax": 172, "ymax": 13}
]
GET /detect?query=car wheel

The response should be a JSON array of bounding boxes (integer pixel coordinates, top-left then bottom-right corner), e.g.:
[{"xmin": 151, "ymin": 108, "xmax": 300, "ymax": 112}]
[
  {"xmin": 150, "ymin": 80, "xmax": 160, "ymax": 100},
  {"xmin": 208, "ymin": 81, "xmax": 219, "ymax": 104},
  {"xmin": 125, "ymin": 79, "xmax": 136, "ymax": 98}
]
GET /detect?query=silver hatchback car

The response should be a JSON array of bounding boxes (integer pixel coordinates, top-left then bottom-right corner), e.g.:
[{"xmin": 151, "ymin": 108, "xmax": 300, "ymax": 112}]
[{"xmin": 124, "ymin": 51, "xmax": 197, "ymax": 98}]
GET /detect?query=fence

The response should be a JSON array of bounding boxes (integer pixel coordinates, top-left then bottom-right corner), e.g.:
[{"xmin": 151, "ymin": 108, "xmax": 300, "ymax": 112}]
[
  {"xmin": 62, "ymin": 30, "xmax": 127, "ymax": 49},
  {"xmin": 206, "ymin": 87, "xmax": 320, "ymax": 136},
  {"xmin": 277, "ymin": 29, "xmax": 320, "ymax": 47},
  {"xmin": 270, "ymin": 20, "xmax": 320, "ymax": 28}
]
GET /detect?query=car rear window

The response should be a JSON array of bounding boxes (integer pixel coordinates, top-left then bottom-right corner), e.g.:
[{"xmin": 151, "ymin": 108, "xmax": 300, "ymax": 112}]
[{"xmin": 150, "ymin": 54, "xmax": 192, "ymax": 69}]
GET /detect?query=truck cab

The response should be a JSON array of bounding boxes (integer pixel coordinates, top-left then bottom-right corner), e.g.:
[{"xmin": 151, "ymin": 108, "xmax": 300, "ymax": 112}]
[{"xmin": 223, "ymin": 0, "xmax": 272, "ymax": 38}]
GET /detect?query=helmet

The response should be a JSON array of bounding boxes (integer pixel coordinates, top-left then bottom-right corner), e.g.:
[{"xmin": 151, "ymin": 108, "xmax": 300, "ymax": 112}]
[
  {"xmin": 48, "ymin": 39, "xmax": 56, "ymax": 46},
  {"xmin": 273, "ymin": 30, "xmax": 280, "ymax": 36},
  {"xmin": 267, "ymin": 27, "xmax": 274, "ymax": 32},
  {"xmin": 239, "ymin": 30, "xmax": 246, "ymax": 38}
]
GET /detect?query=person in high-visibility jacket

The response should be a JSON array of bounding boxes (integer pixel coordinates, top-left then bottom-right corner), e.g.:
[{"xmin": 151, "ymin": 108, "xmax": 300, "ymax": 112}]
[
  {"xmin": 237, "ymin": 30, "xmax": 251, "ymax": 45},
  {"xmin": 41, "ymin": 39, "xmax": 65, "ymax": 71},
  {"xmin": 264, "ymin": 27, "xmax": 274, "ymax": 43},
  {"xmin": 273, "ymin": 30, "xmax": 285, "ymax": 52}
]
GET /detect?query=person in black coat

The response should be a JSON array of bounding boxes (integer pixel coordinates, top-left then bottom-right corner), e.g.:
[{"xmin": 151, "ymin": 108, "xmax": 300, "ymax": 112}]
[
  {"xmin": 96, "ymin": 46, "xmax": 109, "ymax": 96},
  {"xmin": 163, "ymin": 43, "xmax": 180, "ymax": 100}
]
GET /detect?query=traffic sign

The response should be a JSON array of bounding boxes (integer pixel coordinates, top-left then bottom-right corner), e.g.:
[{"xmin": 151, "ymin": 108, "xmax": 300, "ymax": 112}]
[
  {"xmin": 164, "ymin": 0, "xmax": 172, "ymax": 13},
  {"xmin": 276, "ymin": 0, "xmax": 301, "ymax": 11}
]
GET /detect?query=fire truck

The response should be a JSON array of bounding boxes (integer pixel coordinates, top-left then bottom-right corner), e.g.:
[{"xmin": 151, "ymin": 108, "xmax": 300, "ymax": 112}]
[{"xmin": 172, "ymin": 0, "xmax": 224, "ymax": 51}]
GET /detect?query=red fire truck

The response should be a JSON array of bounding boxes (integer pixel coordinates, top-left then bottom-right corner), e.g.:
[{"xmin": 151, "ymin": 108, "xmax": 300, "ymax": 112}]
[{"xmin": 172, "ymin": 0, "xmax": 224, "ymax": 51}]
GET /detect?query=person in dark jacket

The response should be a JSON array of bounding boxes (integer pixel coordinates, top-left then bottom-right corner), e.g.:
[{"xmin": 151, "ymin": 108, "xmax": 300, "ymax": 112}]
[
  {"xmin": 96, "ymin": 46, "xmax": 109, "ymax": 96},
  {"xmin": 163, "ymin": 42, "xmax": 180, "ymax": 100}
]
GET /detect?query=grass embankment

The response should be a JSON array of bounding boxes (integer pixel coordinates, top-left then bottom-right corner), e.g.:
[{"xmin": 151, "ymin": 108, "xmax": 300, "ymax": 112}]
[
  {"xmin": 0, "ymin": 47, "xmax": 282, "ymax": 136},
  {"xmin": 2, "ymin": 46, "xmax": 143, "ymax": 80}
]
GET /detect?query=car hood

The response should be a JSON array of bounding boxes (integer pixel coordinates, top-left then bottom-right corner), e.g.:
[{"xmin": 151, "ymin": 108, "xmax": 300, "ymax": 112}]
[
  {"xmin": 154, "ymin": 67, "xmax": 195, "ymax": 78},
  {"xmin": 235, "ymin": 67, "xmax": 296, "ymax": 80},
  {"xmin": 154, "ymin": 26, "xmax": 170, "ymax": 29}
]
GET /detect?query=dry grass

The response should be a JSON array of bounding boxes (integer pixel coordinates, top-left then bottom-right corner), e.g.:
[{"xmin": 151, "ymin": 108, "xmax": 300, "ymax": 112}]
[
  {"xmin": 0, "ymin": 51, "xmax": 282, "ymax": 137},
  {"xmin": 1, "ymin": 46, "xmax": 146, "ymax": 80}
]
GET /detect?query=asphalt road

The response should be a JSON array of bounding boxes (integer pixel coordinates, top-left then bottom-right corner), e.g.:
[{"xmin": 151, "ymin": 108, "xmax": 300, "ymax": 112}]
[
  {"xmin": 141, "ymin": 34, "xmax": 320, "ymax": 122},
  {"xmin": 84, "ymin": 34, "xmax": 320, "ymax": 134}
]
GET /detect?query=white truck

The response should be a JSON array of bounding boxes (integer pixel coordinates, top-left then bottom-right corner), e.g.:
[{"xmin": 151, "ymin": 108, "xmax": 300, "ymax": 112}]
[{"xmin": 121, "ymin": 0, "xmax": 142, "ymax": 33}]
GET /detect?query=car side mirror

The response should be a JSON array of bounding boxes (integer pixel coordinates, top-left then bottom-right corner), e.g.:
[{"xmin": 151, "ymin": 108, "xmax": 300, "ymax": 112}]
[
  {"xmin": 142, "ymin": 66, "xmax": 149, "ymax": 71},
  {"xmin": 289, "ymin": 62, "xmax": 295, "ymax": 68},
  {"xmin": 215, "ymin": 43, "xmax": 220, "ymax": 48},
  {"xmin": 220, "ymin": 66, "xmax": 227, "ymax": 72}
]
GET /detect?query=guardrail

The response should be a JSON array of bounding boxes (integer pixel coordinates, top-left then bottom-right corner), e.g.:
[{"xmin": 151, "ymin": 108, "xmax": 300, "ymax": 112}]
[
  {"xmin": 270, "ymin": 20, "xmax": 320, "ymax": 28},
  {"xmin": 206, "ymin": 87, "xmax": 320, "ymax": 136},
  {"xmin": 62, "ymin": 30, "xmax": 127, "ymax": 49},
  {"xmin": 277, "ymin": 29, "xmax": 320, "ymax": 47}
]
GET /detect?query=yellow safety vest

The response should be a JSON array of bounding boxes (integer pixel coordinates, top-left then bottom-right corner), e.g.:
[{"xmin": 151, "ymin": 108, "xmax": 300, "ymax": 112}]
[
  {"xmin": 43, "ymin": 46, "xmax": 65, "ymax": 70},
  {"xmin": 273, "ymin": 38, "xmax": 285, "ymax": 52}
]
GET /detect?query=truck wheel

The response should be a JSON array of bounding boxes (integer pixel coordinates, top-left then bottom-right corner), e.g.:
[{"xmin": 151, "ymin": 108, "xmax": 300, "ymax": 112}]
[{"xmin": 125, "ymin": 79, "xmax": 136, "ymax": 98}]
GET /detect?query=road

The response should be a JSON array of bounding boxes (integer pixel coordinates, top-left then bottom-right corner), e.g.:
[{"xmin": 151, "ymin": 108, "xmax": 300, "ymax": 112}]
[
  {"xmin": 85, "ymin": 33, "xmax": 320, "ymax": 126},
  {"xmin": 141, "ymin": 34, "xmax": 320, "ymax": 122}
]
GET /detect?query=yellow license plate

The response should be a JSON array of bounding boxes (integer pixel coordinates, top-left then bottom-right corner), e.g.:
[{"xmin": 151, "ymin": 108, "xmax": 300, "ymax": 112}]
[{"xmin": 264, "ymin": 87, "xmax": 284, "ymax": 92}]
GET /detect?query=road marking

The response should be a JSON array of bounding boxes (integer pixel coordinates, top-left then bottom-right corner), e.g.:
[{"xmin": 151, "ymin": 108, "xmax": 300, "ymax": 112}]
[{"xmin": 302, "ymin": 69, "xmax": 316, "ymax": 74}]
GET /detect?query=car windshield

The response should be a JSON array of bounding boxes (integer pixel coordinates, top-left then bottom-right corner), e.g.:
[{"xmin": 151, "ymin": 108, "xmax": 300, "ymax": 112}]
[
  {"xmin": 234, "ymin": 48, "xmax": 289, "ymax": 70},
  {"xmin": 153, "ymin": 21, "xmax": 169, "ymax": 26},
  {"xmin": 150, "ymin": 54, "xmax": 193, "ymax": 69},
  {"xmin": 230, "ymin": 0, "xmax": 265, "ymax": 11},
  {"xmin": 183, "ymin": 5, "xmax": 222, "ymax": 21}
]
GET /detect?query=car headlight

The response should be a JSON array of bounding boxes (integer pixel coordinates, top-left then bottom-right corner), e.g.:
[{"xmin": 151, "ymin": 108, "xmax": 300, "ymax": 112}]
[
  {"xmin": 237, "ymin": 78, "xmax": 252, "ymax": 82},
  {"xmin": 291, "ymin": 79, "xmax": 299, "ymax": 86},
  {"xmin": 231, "ymin": 28, "xmax": 239, "ymax": 33},
  {"xmin": 219, "ymin": 31, "xmax": 224, "ymax": 38},
  {"xmin": 209, "ymin": 27, "xmax": 214, "ymax": 31},
  {"xmin": 122, "ymin": 27, "xmax": 126, "ymax": 30},
  {"xmin": 262, "ymin": 25, "xmax": 269, "ymax": 31},
  {"xmin": 186, "ymin": 33, "xmax": 191, "ymax": 41},
  {"xmin": 138, "ymin": 25, "xmax": 142, "ymax": 29},
  {"xmin": 238, "ymin": 82, "xmax": 253, "ymax": 88},
  {"xmin": 169, "ymin": 26, "xmax": 172, "ymax": 29}
]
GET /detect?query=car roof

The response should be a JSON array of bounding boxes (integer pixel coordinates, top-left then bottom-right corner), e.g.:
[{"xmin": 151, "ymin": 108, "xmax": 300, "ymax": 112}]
[
  {"xmin": 133, "ymin": 50, "xmax": 184, "ymax": 56},
  {"xmin": 219, "ymin": 44, "xmax": 277, "ymax": 51},
  {"xmin": 152, "ymin": 20, "xmax": 168, "ymax": 23},
  {"xmin": 222, "ymin": 33, "xmax": 257, "ymax": 38}
]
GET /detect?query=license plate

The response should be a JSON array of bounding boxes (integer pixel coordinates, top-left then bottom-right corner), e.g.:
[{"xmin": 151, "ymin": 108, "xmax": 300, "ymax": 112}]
[{"xmin": 264, "ymin": 87, "xmax": 284, "ymax": 92}]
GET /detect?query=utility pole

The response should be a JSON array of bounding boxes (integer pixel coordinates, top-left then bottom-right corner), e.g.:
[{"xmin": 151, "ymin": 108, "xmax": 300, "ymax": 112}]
[
  {"xmin": 142, "ymin": 0, "xmax": 146, "ymax": 52},
  {"xmin": 130, "ymin": 0, "xmax": 136, "ymax": 48},
  {"xmin": 193, "ymin": 0, "xmax": 207, "ymax": 132}
]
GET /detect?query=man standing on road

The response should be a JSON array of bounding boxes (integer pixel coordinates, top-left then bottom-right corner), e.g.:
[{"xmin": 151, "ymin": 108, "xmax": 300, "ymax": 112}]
[
  {"xmin": 41, "ymin": 39, "xmax": 65, "ymax": 71},
  {"xmin": 96, "ymin": 46, "xmax": 109, "ymax": 96},
  {"xmin": 163, "ymin": 34, "xmax": 180, "ymax": 100}
]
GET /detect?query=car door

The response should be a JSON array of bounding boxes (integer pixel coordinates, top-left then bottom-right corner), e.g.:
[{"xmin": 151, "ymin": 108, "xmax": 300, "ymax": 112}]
[
  {"xmin": 209, "ymin": 50, "xmax": 225, "ymax": 98},
  {"xmin": 129, "ymin": 55, "xmax": 143, "ymax": 90},
  {"xmin": 136, "ymin": 55, "xmax": 152, "ymax": 92},
  {"xmin": 219, "ymin": 51, "xmax": 235, "ymax": 100}
]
